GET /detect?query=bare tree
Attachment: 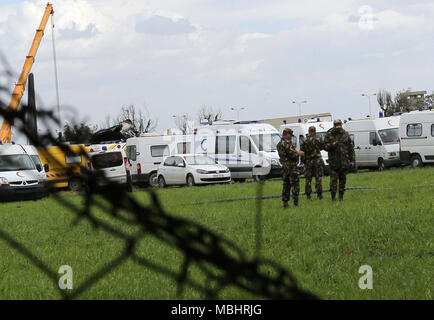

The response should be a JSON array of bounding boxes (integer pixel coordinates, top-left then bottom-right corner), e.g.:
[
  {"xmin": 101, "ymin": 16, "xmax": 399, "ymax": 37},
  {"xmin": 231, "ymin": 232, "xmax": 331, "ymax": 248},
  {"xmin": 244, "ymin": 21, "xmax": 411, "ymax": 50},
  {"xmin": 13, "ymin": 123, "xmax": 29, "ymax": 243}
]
[
  {"xmin": 377, "ymin": 89, "xmax": 395, "ymax": 116},
  {"xmin": 197, "ymin": 105, "xmax": 222, "ymax": 124},
  {"xmin": 173, "ymin": 114, "xmax": 190, "ymax": 135},
  {"xmin": 114, "ymin": 104, "xmax": 157, "ymax": 133}
]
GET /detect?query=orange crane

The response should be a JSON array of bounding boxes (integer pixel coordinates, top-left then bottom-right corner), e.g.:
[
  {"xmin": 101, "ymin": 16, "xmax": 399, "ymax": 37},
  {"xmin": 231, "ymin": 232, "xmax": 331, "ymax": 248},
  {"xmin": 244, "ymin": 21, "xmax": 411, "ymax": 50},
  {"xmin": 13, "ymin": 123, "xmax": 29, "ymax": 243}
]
[{"xmin": 0, "ymin": 3, "xmax": 54, "ymax": 144}]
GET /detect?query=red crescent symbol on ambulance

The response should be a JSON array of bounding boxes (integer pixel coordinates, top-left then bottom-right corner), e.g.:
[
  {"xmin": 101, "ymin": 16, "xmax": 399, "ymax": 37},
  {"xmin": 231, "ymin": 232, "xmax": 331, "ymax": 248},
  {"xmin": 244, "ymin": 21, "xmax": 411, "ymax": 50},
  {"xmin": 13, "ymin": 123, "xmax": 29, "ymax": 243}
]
[
  {"xmin": 16, "ymin": 172, "xmax": 24, "ymax": 177},
  {"xmin": 319, "ymin": 124, "xmax": 324, "ymax": 129}
]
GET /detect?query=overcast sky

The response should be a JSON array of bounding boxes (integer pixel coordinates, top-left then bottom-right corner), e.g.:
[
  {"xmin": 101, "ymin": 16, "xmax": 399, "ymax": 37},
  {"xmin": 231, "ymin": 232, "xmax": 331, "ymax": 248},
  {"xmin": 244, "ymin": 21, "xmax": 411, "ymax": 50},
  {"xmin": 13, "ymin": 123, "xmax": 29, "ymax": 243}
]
[{"xmin": 0, "ymin": 0, "xmax": 433, "ymax": 140}]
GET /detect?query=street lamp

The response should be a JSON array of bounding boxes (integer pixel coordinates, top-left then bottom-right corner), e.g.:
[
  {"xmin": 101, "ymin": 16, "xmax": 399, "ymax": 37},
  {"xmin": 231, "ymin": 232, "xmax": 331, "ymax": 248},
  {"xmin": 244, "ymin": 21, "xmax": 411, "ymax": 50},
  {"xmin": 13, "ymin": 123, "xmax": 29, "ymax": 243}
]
[
  {"xmin": 230, "ymin": 106, "xmax": 246, "ymax": 120},
  {"xmin": 292, "ymin": 100, "xmax": 308, "ymax": 117},
  {"xmin": 361, "ymin": 93, "xmax": 377, "ymax": 117}
]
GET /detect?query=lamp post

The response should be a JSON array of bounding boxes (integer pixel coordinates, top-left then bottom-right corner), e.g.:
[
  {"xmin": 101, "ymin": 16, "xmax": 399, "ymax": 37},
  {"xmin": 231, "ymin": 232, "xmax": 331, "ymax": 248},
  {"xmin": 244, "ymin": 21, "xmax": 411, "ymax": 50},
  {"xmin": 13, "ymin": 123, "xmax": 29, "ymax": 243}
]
[
  {"xmin": 230, "ymin": 106, "xmax": 246, "ymax": 120},
  {"xmin": 292, "ymin": 100, "xmax": 307, "ymax": 117},
  {"xmin": 361, "ymin": 93, "xmax": 377, "ymax": 117}
]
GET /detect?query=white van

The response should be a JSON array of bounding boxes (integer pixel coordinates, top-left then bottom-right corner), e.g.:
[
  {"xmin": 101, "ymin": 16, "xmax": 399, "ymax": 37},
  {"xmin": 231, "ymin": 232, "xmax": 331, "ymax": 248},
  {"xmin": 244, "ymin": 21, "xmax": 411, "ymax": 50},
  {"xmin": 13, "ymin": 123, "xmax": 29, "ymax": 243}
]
[
  {"xmin": 87, "ymin": 143, "xmax": 131, "ymax": 190},
  {"xmin": 0, "ymin": 144, "xmax": 46, "ymax": 201},
  {"xmin": 398, "ymin": 109, "xmax": 434, "ymax": 167},
  {"xmin": 279, "ymin": 119, "xmax": 333, "ymax": 173},
  {"xmin": 193, "ymin": 121, "xmax": 282, "ymax": 181},
  {"xmin": 126, "ymin": 135, "xmax": 192, "ymax": 187},
  {"xmin": 343, "ymin": 116, "xmax": 401, "ymax": 170}
]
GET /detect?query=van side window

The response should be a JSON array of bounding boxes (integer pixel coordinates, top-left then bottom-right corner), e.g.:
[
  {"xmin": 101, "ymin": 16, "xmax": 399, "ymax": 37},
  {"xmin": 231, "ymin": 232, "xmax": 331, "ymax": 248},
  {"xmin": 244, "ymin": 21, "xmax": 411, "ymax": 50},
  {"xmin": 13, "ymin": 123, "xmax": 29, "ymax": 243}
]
[
  {"xmin": 299, "ymin": 135, "xmax": 305, "ymax": 144},
  {"xmin": 369, "ymin": 131, "xmax": 377, "ymax": 145},
  {"xmin": 151, "ymin": 145, "xmax": 169, "ymax": 157},
  {"xmin": 65, "ymin": 152, "xmax": 82, "ymax": 164},
  {"xmin": 240, "ymin": 136, "xmax": 253, "ymax": 153},
  {"xmin": 126, "ymin": 145, "xmax": 136, "ymax": 161},
  {"xmin": 431, "ymin": 124, "xmax": 434, "ymax": 137},
  {"xmin": 177, "ymin": 142, "xmax": 191, "ymax": 154},
  {"xmin": 407, "ymin": 123, "xmax": 422, "ymax": 137},
  {"xmin": 215, "ymin": 136, "xmax": 235, "ymax": 154},
  {"xmin": 164, "ymin": 156, "xmax": 175, "ymax": 166}
]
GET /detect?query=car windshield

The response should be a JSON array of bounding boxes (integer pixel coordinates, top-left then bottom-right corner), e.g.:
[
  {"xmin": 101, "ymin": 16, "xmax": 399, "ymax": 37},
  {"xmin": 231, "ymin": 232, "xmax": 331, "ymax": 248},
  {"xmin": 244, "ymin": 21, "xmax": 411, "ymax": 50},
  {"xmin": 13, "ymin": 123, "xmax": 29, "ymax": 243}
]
[
  {"xmin": 184, "ymin": 155, "xmax": 216, "ymax": 165},
  {"xmin": 250, "ymin": 133, "xmax": 280, "ymax": 152},
  {"xmin": 91, "ymin": 152, "xmax": 123, "ymax": 169},
  {"xmin": 378, "ymin": 128, "xmax": 399, "ymax": 145},
  {"xmin": 30, "ymin": 155, "xmax": 43, "ymax": 167},
  {"xmin": 0, "ymin": 154, "xmax": 36, "ymax": 171}
]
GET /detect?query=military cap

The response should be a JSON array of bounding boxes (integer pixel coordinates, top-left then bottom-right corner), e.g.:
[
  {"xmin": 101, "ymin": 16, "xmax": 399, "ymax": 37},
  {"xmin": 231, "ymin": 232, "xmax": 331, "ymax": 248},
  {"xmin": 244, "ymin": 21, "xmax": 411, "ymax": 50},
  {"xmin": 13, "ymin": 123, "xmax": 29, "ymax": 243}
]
[
  {"xmin": 333, "ymin": 119, "xmax": 343, "ymax": 127},
  {"xmin": 308, "ymin": 126, "xmax": 316, "ymax": 132},
  {"xmin": 282, "ymin": 128, "xmax": 293, "ymax": 135}
]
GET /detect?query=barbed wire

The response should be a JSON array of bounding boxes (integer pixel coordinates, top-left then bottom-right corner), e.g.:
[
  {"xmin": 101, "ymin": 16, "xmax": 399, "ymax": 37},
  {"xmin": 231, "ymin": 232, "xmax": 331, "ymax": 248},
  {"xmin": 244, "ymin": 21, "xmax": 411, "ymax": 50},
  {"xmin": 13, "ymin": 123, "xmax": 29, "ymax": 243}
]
[{"xmin": 0, "ymin": 65, "xmax": 317, "ymax": 300}]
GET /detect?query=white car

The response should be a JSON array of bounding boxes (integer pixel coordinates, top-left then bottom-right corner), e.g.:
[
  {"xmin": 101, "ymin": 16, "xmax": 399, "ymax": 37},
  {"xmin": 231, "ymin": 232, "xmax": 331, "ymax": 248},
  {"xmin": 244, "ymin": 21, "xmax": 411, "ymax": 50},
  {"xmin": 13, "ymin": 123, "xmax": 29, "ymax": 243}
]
[{"xmin": 157, "ymin": 154, "xmax": 231, "ymax": 187}]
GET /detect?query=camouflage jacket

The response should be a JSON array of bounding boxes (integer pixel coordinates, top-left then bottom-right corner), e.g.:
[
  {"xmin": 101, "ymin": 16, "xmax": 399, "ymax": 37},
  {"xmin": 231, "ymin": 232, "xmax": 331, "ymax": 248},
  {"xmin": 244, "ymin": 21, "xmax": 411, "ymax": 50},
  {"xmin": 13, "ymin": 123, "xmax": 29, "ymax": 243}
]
[
  {"xmin": 277, "ymin": 138, "xmax": 299, "ymax": 169},
  {"xmin": 324, "ymin": 128, "xmax": 355, "ymax": 170},
  {"xmin": 300, "ymin": 136, "xmax": 324, "ymax": 165}
]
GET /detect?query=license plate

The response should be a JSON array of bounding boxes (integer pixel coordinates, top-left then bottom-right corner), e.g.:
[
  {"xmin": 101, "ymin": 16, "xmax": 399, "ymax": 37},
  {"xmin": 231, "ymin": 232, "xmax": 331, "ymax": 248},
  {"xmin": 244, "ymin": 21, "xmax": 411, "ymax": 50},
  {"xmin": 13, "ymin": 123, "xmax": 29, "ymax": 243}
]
[{"xmin": 213, "ymin": 174, "xmax": 224, "ymax": 178}]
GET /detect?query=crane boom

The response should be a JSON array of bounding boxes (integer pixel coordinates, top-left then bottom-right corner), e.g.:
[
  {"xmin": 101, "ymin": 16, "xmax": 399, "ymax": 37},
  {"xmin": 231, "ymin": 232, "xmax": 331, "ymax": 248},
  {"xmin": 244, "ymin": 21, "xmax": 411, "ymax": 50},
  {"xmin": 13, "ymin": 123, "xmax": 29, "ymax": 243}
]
[{"xmin": 0, "ymin": 3, "xmax": 54, "ymax": 144}]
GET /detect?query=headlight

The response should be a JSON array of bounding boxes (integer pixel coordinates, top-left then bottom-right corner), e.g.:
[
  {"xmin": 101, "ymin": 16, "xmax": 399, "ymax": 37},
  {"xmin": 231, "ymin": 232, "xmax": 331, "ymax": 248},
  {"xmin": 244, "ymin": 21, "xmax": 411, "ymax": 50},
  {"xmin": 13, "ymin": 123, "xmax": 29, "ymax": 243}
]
[
  {"xmin": 0, "ymin": 177, "xmax": 9, "ymax": 185},
  {"xmin": 224, "ymin": 168, "xmax": 230, "ymax": 173},
  {"xmin": 271, "ymin": 158, "xmax": 280, "ymax": 166},
  {"xmin": 196, "ymin": 169, "xmax": 208, "ymax": 174}
]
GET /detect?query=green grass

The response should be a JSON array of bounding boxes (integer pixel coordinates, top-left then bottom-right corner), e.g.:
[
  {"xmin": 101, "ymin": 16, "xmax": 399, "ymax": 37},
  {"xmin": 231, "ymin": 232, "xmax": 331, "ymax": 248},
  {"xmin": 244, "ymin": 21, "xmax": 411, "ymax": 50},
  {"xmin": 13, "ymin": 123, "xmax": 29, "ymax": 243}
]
[{"xmin": 0, "ymin": 167, "xmax": 433, "ymax": 299}]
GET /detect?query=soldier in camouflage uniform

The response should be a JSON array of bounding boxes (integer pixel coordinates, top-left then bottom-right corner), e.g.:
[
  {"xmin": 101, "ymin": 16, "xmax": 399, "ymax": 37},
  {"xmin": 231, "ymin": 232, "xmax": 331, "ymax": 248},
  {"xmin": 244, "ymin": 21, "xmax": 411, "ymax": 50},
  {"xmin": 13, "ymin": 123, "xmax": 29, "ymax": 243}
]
[
  {"xmin": 300, "ymin": 126, "xmax": 324, "ymax": 200},
  {"xmin": 277, "ymin": 128, "xmax": 304, "ymax": 208},
  {"xmin": 324, "ymin": 119, "xmax": 355, "ymax": 201}
]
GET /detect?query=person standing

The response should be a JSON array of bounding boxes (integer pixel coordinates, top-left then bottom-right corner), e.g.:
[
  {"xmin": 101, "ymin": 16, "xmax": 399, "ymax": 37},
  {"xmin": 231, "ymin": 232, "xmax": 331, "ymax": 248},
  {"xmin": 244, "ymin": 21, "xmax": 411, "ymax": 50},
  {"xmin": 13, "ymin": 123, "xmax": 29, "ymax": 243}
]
[
  {"xmin": 277, "ymin": 128, "xmax": 304, "ymax": 208},
  {"xmin": 300, "ymin": 126, "xmax": 324, "ymax": 200},
  {"xmin": 324, "ymin": 119, "xmax": 355, "ymax": 201}
]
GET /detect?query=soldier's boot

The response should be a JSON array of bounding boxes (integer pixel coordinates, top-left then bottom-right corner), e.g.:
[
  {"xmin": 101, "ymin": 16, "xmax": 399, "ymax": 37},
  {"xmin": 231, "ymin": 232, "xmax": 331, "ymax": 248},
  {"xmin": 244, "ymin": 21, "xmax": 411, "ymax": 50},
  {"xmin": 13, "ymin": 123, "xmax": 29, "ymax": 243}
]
[
  {"xmin": 339, "ymin": 191, "xmax": 344, "ymax": 201},
  {"xmin": 283, "ymin": 201, "xmax": 289, "ymax": 209},
  {"xmin": 306, "ymin": 193, "xmax": 311, "ymax": 200},
  {"xmin": 331, "ymin": 192, "xmax": 336, "ymax": 201},
  {"xmin": 293, "ymin": 199, "xmax": 299, "ymax": 207},
  {"xmin": 317, "ymin": 192, "xmax": 323, "ymax": 200}
]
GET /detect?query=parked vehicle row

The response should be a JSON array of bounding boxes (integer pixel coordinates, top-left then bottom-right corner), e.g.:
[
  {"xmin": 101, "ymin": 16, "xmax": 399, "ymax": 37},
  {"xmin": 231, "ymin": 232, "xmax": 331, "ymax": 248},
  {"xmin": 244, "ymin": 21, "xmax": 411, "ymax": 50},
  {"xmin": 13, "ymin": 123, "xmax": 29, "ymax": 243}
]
[{"xmin": 2, "ymin": 110, "xmax": 433, "ymax": 201}]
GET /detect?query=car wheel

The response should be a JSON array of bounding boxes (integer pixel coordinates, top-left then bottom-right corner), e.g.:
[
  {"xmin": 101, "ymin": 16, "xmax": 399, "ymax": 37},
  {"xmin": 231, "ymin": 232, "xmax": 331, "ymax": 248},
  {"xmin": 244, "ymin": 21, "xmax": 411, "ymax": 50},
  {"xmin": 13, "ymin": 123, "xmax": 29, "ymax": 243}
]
[
  {"xmin": 158, "ymin": 175, "xmax": 166, "ymax": 188},
  {"xmin": 68, "ymin": 178, "xmax": 82, "ymax": 192},
  {"xmin": 410, "ymin": 155, "xmax": 423, "ymax": 168},
  {"xmin": 378, "ymin": 158, "xmax": 385, "ymax": 171},
  {"xmin": 186, "ymin": 174, "xmax": 195, "ymax": 187},
  {"xmin": 149, "ymin": 172, "xmax": 158, "ymax": 188}
]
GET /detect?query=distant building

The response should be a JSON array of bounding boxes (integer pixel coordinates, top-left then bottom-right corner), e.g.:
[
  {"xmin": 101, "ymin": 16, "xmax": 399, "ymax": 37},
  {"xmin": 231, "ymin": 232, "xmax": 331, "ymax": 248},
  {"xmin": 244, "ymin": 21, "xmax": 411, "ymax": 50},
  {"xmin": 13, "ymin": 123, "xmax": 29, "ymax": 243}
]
[
  {"xmin": 262, "ymin": 112, "xmax": 332, "ymax": 130},
  {"xmin": 405, "ymin": 90, "xmax": 427, "ymax": 105}
]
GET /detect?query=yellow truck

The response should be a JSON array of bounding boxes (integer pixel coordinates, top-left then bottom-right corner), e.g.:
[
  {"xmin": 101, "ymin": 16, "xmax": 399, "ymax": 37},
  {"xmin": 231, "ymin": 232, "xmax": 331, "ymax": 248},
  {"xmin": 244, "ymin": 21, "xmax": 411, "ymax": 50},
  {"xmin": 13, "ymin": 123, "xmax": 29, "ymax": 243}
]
[{"xmin": 37, "ymin": 144, "xmax": 90, "ymax": 191}]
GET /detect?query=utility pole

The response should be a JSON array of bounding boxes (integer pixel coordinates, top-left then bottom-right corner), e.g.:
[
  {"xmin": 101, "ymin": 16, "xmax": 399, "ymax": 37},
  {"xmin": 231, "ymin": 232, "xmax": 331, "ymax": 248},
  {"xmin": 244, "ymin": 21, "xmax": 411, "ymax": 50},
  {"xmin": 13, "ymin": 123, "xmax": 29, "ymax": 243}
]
[
  {"xmin": 361, "ymin": 93, "xmax": 377, "ymax": 117},
  {"xmin": 292, "ymin": 100, "xmax": 307, "ymax": 117},
  {"xmin": 230, "ymin": 106, "xmax": 246, "ymax": 120}
]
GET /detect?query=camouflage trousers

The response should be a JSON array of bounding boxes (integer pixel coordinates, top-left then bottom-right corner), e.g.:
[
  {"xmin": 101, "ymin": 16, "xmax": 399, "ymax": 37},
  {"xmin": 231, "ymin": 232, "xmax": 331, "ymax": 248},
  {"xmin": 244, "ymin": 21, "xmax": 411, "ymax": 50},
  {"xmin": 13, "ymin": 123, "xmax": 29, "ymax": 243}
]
[
  {"xmin": 282, "ymin": 167, "xmax": 300, "ymax": 203},
  {"xmin": 329, "ymin": 169, "xmax": 348, "ymax": 193},
  {"xmin": 305, "ymin": 163, "xmax": 323, "ymax": 195}
]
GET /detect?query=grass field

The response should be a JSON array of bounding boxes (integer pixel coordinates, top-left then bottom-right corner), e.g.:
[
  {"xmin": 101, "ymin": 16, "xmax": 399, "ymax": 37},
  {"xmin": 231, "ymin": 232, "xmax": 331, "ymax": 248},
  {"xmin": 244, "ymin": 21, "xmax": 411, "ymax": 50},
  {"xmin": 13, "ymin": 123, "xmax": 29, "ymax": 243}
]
[{"xmin": 0, "ymin": 166, "xmax": 433, "ymax": 299}]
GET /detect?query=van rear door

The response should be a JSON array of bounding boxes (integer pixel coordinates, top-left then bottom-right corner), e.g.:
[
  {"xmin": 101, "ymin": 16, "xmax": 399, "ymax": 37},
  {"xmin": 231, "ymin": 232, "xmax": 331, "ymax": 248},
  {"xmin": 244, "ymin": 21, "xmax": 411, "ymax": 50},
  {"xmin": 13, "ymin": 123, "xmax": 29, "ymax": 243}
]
[{"xmin": 91, "ymin": 151, "xmax": 125, "ymax": 182}]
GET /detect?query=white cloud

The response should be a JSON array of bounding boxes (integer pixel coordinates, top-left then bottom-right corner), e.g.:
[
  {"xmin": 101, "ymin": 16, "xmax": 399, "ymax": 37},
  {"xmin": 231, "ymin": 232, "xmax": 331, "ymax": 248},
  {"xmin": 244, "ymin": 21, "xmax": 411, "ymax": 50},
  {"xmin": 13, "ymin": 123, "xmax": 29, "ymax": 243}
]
[{"xmin": 0, "ymin": 0, "xmax": 433, "ymax": 142}]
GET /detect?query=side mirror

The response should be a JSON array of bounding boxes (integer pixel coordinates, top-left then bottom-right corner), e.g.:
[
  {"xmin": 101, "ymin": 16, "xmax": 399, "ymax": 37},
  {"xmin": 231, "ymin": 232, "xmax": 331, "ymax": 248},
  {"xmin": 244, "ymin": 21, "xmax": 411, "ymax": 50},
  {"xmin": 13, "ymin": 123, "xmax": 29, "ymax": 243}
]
[
  {"xmin": 44, "ymin": 164, "xmax": 50, "ymax": 172},
  {"xmin": 35, "ymin": 164, "xmax": 42, "ymax": 172},
  {"xmin": 177, "ymin": 163, "xmax": 185, "ymax": 167},
  {"xmin": 136, "ymin": 152, "xmax": 141, "ymax": 156},
  {"xmin": 372, "ymin": 139, "xmax": 378, "ymax": 146},
  {"xmin": 377, "ymin": 141, "xmax": 382, "ymax": 146}
]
